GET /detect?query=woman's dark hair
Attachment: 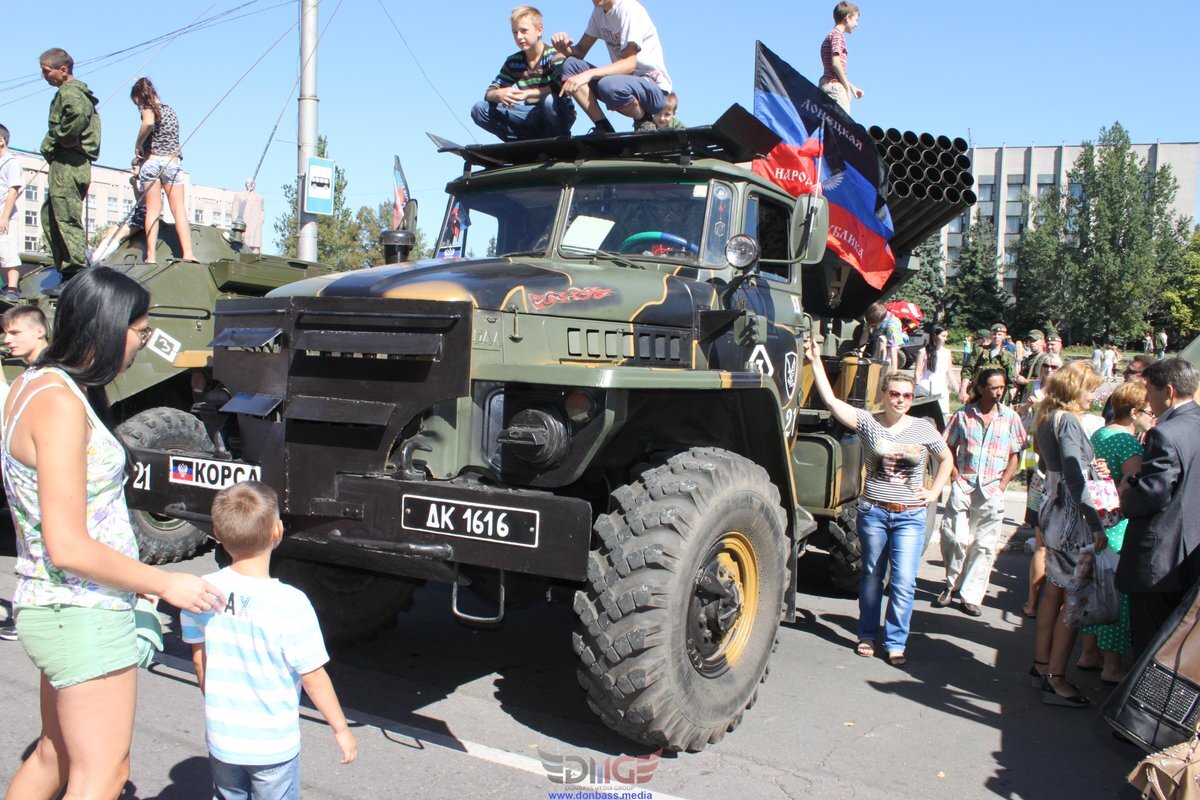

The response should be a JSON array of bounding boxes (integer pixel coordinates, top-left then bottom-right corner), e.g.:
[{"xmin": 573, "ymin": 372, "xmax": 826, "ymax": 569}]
[
  {"xmin": 924, "ymin": 324, "xmax": 947, "ymax": 363},
  {"xmin": 130, "ymin": 77, "xmax": 161, "ymax": 120},
  {"xmin": 35, "ymin": 268, "xmax": 150, "ymax": 403}
]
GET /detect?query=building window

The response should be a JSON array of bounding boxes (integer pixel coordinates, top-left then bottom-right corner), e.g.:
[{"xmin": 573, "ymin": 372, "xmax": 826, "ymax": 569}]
[
  {"xmin": 1005, "ymin": 216, "xmax": 1022, "ymax": 235},
  {"xmin": 978, "ymin": 183, "xmax": 994, "ymax": 203},
  {"xmin": 1006, "ymin": 183, "xmax": 1024, "ymax": 202},
  {"xmin": 123, "ymin": 199, "xmax": 133, "ymax": 213},
  {"xmin": 1068, "ymin": 182, "xmax": 1084, "ymax": 201},
  {"xmin": 1004, "ymin": 250, "xmax": 1018, "ymax": 264},
  {"xmin": 86, "ymin": 219, "xmax": 96, "ymax": 235},
  {"xmin": 24, "ymin": 185, "xmax": 37, "ymax": 202},
  {"xmin": 1004, "ymin": 278, "xmax": 1017, "ymax": 294},
  {"xmin": 107, "ymin": 196, "xmax": 118, "ymax": 213},
  {"xmin": 948, "ymin": 214, "xmax": 964, "ymax": 234},
  {"xmin": 86, "ymin": 194, "xmax": 96, "ymax": 210},
  {"xmin": 25, "ymin": 236, "xmax": 40, "ymax": 252},
  {"xmin": 24, "ymin": 210, "xmax": 38, "ymax": 227},
  {"xmin": 1037, "ymin": 183, "xmax": 1055, "ymax": 200},
  {"xmin": 224, "ymin": 213, "xmax": 232, "ymax": 226},
  {"xmin": 946, "ymin": 246, "xmax": 960, "ymax": 264},
  {"xmin": 194, "ymin": 209, "xmax": 204, "ymax": 223}
]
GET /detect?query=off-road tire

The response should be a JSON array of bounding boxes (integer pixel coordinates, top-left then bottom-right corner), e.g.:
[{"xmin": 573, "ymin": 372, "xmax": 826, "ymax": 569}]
[
  {"xmin": 573, "ymin": 447, "xmax": 788, "ymax": 752},
  {"xmin": 116, "ymin": 407, "xmax": 214, "ymax": 564},
  {"xmin": 826, "ymin": 515, "xmax": 862, "ymax": 595},
  {"xmin": 271, "ymin": 558, "xmax": 420, "ymax": 645}
]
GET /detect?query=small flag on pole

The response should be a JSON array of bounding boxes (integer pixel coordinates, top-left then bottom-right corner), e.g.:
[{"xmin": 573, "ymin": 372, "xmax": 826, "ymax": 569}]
[{"xmin": 392, "ymin": 156, "xmax": 411, "ymax": 229}]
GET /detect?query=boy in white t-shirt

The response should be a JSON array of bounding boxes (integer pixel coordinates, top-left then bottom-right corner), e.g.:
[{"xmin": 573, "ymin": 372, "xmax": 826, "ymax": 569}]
[
  {"xmin": 552, "ymin": 0, "xmax": 673, "ymax": 133},
  {"xmin": 182, "ymin": 481, "xmax": 356, "ymax": 799},
  {"xmin": 0, "ymin": 124, "xmax": 23, "ymax": 302}
]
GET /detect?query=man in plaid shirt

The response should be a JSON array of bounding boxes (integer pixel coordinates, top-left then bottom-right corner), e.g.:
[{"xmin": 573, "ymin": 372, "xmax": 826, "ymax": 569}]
[{"xmin": 934, "ymin": 367, "xmax": 1027, "ymax": 615}]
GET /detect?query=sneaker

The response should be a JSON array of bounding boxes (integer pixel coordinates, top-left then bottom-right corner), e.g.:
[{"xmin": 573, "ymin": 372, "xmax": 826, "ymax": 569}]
[
  {"xmin": 585, "ymin": 118, "xmax": 616, "ymax": 136},
  {"xmin": 0, "ymin": 624, "xmax": 17, "ymax": 641},
  {"xmin": 931, "ymin": 587, "xmax": 954, "ymax": 608},
  {"xmin": 635, "ymin": 116, "xmax": 656, "ymax": 132},
  {"xmin": 0, "ymin": 287, "xmax": 19, "ymax": 303}
]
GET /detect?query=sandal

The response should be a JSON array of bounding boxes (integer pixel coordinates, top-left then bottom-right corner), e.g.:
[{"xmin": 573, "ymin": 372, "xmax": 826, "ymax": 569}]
[
  {"xmin": 887, "ymin": 652, "xmax": 907, "ymax": 668},
  {"xmin": 1041, "ymin": 674, "xmax": 1091, "ymax": 707},
  {"xmin": 1030, "ymin": 661, "xmax": 1050, "ymax": 688},
  {"xmin": 1021, "ymin": 602, "xmax": 1038, "ymax": 619},
  {"xmin": 854, "ymin": 641, "xmax": 875, "ymax": 658}
]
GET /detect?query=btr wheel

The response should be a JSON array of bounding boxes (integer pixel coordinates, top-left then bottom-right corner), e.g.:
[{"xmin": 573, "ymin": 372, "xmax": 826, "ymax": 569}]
[
  {"xmin": 826, "ymin": 511, "xmax": 862, "ymax": 595},
  {"xmin": 271, "ymin": 557, "xmax": 420, "ymax": 645},
  {"xmin": 116, "ymin": 407, "xmax": 214, "ymax": 564},
  {"xmin": 573, "ymin": 447, "xmax": 787, "ymax": 752}
]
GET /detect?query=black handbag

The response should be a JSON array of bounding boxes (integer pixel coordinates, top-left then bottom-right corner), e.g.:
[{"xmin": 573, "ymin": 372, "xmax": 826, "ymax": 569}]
[{"xmin": 1104, "ymin": 579, "xmax": 1200, "ymax": 752}]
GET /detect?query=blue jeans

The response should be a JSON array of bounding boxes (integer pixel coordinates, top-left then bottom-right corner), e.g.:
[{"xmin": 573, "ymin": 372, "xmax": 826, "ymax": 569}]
[
  {"xmin": 856, "ymin": 499, "xmax": 929, "ymax": 654},
  {"xmin": 210, "ymin": 753, "xmax": 300, "ymax": 800},
  {"xmin": 471, "ymin": 94, "xmax": 575, "ymax": 141}
]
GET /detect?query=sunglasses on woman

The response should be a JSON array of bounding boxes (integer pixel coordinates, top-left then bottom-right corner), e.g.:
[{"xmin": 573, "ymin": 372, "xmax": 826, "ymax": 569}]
[{"xmin": 886, "ymin": 390, "xmax": 914, "ymax": 401}]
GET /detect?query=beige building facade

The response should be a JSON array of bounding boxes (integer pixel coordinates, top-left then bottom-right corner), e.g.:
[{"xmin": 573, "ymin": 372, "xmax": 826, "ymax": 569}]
[
  {"xmin": 938, "ymin": 141, "xmax": 1200, "ymax": 293},
  {"xmin": 8, "ymin": 147, "xmax": 240, "ymax": 256}
]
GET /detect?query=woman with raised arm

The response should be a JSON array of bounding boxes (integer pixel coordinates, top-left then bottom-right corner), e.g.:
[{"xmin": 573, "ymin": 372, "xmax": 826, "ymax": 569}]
[
  {"xmin": 3, "ymin": 267, "xmax": 223, "ymax": 798},
  {"xmin": 131, "ymin": 77, "xmax": 195, "ymax": 263},
  {"xmin": 804, "ymin": 336, "xmax": 953, "ymax": 667}
]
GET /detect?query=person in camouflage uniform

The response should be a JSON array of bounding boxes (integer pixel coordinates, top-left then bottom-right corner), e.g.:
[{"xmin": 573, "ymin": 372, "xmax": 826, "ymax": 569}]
[
  {"xmin": 959, "ymin": 323, "xmax": 1016, "ymax": 403},
  {"xmin": 38, "ymin": 48, "xmax": 100, "ymax": 275},
  {"xmin": 1014, "ymin": 329, "xmax": 1047, "ymax": 403}
]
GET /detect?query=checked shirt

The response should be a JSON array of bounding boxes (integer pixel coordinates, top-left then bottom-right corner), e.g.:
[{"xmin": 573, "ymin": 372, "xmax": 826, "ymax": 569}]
[{"xmin": 945, "ymin": 402, "xmax": 1027, "ymax": 499}]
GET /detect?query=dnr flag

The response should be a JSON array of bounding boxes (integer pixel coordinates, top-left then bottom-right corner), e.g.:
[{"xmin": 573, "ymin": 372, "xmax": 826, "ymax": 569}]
[
  {"xmin": 392, "ymin": 155, "xmax": 411, "ymax": 229},
  {"xmin": 751, "ymin": 42, "xmax": 895, "ymax": 289}
]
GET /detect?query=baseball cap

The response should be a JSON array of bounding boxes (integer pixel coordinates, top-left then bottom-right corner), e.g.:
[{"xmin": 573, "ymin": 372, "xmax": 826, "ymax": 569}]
[{"xmin": 1027, "ymin": 329, "xmax": 1045, "ymax": 341}]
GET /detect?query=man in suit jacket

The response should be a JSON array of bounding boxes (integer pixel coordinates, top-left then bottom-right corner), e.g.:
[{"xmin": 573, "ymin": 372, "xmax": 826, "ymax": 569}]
[{"xmin": 1118, "ymin": 357, "xmax": 1200, "ymax": 657}]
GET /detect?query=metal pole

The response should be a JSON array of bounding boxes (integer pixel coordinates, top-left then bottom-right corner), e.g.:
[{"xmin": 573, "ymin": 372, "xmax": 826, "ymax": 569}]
[{"xmin": 296, "ymin": 0, "xmax": 319, "ymax": 262}]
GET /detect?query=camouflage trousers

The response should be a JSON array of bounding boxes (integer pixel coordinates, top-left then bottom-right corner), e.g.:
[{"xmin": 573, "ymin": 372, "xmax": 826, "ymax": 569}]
[{"xmin": 42, "ymin": 152, "xmax": 91, "ymax": 274}]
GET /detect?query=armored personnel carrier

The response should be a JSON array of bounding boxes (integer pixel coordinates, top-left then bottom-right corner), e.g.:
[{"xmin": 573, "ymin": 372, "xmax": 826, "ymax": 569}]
[
  {"xmin": 3, "ymin": 224, "xmax": 337, "ymax": 563},
  {"xmin": 122, "ymin": 107, "xmax": 943, "ymax": 751}
]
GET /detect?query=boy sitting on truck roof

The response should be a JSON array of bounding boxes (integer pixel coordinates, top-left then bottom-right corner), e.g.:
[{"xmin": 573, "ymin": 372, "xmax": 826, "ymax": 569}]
[{"xmin": 471, "ymin": 6, "xmax": 576, "ymax": 142}]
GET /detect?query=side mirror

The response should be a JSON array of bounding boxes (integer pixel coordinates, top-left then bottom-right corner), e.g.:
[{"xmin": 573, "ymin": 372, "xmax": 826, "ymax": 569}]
[{"xmin": 791, "ymin": 195, "xmax": 829, "ymax": 264}]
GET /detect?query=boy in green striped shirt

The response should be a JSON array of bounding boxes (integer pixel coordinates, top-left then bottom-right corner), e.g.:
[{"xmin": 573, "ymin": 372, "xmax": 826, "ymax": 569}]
[{"xmin": 472, "ymin": 6, "xmax": 576, "ymax": 141}]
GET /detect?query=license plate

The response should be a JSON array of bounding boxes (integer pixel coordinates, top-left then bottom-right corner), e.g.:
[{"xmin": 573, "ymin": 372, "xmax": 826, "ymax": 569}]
[
  {"xmin": 167, "ymin": 456, "xmax": 262, "ymax": 490},
  {"xmin": 401, "ymin": 494, "xmax": 539, "ymax": 548}
]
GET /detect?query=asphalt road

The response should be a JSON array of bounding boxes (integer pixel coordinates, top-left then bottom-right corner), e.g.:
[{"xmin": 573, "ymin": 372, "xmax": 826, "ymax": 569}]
[{"xmin": 0, "ymin": 493, "xmax": 1146, "ymax": 799}]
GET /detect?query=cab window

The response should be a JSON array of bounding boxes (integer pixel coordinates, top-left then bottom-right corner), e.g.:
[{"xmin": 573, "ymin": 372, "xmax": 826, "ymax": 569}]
[{"xmin": 743, "ymin": 195, "xmax": 791, "ymax": 281}]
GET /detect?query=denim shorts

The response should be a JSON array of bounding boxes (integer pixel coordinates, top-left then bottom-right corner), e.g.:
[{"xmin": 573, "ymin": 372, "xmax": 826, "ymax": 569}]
[
  {"xmin": 15, "ymin": 604, "xmax": 138, "ymax": 689},
  {"xmin": 210, "ymin": 753, "xmax": 300, "ymax": 800},
  {"xmin": 139, "ymin": 155, "xmax": 184, "ymax": 187}
]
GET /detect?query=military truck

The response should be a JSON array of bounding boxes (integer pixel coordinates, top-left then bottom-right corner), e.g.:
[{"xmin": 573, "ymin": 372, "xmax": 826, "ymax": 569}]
[
  {"xmin": 3, "ymin": 224, "xmax": 337, "ymax": 563},
  {"xmin": 123, "ymin": 107, "xmax": 941, "ymax": 752}
]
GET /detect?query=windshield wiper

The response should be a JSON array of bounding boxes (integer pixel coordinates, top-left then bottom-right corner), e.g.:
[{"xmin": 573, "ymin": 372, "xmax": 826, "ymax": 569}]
[
  {"xmin": 498, "ymin": 250, "xmax": 549, "ymax": 259},
  {"xmin": 559, "ymin": 244, "xmax": 643, "ymax": 270}
]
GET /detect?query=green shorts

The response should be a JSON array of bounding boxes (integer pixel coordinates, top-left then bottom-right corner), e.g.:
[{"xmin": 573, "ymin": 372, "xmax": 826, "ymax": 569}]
[{"xmin": 15, "ymin": 604, "xmax": 138, "ymax": 689}]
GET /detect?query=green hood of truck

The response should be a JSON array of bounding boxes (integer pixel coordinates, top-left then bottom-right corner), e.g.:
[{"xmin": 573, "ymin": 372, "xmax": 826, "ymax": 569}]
[{"xmin": 269, "ymin": 258, "xmax": 721, "ymax": 328}]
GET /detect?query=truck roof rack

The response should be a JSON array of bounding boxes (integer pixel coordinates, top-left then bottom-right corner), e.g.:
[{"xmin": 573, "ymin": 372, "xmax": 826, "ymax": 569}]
[{"xmin": 428, "ymin": 104, "xmax": 781, "ymax": 171}]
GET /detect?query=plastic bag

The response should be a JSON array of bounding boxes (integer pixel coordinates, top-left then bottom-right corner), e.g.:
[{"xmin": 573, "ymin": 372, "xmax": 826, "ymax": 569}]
[{"xmin": 1065, "ymin": 545, "xmax": 1121, "ymax": 629}]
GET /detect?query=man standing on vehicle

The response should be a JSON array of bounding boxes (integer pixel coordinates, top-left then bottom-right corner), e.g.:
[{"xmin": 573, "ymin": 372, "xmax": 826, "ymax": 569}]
[
  {"xmin": 935, "ymin": 367, "xmax": 1026, "ymax": 616},
  {"xmin": 38, "ymin": 48, "xmax": 100, "ymax": 277},
  {"xmin": 818, "ymin": 2, "xmax": 863, "ymax": 115},
  {"xmin": 551, "ymin": 0, "xmax": 673, "ymax": 134}
]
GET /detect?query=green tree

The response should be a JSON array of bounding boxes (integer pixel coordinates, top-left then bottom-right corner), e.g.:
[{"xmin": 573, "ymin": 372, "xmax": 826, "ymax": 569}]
[
  {"xmin": 355, "ymin": 200, "xmax": 431, "ymax": 265},
  {"xmin": 892, "ymin": 236, "xmax": 946, "ymax": 323},
  {"xmin": 943, "ymin": 217, "xmax": 1008, "ymax": 331},
  {"xmin": 1012, "ymin": 187, "xmax": 1072, "ymax": 335},
  {"xmin": 1159, "ymin": 229, "xmax": 1200, "ymax": 340},
  {"xmin": 1062, "ymin": 122, "xmax": 1188, "ymax": 342},
  {"xmin": 273, "ymin": 136, "xmax": 366, "ymax": 270}
]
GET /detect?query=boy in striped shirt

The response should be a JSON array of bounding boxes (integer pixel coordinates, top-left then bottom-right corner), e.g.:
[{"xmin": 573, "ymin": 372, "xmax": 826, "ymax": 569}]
[
  {"xmin": 182, "ymin": 482, "xmax": 356, "ymax": 798},
  {"xmin": 472, "ymin": 6, "xmax": 575, "ymax": 141}
]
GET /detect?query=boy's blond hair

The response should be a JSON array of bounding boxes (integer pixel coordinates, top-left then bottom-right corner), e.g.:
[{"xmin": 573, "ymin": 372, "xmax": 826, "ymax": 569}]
[
  {"xmin": 212, "ymin": 481, "xmax": 280, "ymax": 558},
  {"xmin": 834, "ymin": 2, "xmax": 859, "ymax": 23},
  {"xmin": 510, "ymin": 5, "xmax": 542, "ymax": 26},
  {"xmin": 662, "ymin": 92, "xmax": 679, "ymax": 112}
]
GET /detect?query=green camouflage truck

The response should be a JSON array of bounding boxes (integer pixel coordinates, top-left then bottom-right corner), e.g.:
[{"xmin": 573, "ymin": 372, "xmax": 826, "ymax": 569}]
[
  {"xmin": 3, "ymin": 225, "xmax": 336, "ymax": 563},
  {"xmin": 123, "ymin": 109, "xmax": 940, "ymax": 752}
]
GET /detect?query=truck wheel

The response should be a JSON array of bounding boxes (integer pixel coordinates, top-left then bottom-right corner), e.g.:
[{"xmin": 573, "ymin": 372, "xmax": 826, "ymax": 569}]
[
  {"xmin": 573, "ymin": 447, "xmax": 787, "ymax": 752},
  {"xmin": 116, "ymin": 407, "xmax": 214, "ymax": 565},
  {"xmin": 826, "ymin": 514, "xmax": 862, "ymax": 595},
  {"xmin": 271, "ymin": 558, "xmax": 420, "ymax": 645}
]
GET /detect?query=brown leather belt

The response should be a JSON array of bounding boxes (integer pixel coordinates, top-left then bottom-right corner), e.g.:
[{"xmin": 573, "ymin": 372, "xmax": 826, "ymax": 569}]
[{"xmin": 865, "ymin": 498, "xmax": 925, "ymax": 513}]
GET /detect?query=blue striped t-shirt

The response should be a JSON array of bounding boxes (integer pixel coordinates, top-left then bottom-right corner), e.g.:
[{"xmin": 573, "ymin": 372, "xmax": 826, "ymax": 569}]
[{"xmin": 181, "ymin": 567, "xmax": 329, "ymax": 765}]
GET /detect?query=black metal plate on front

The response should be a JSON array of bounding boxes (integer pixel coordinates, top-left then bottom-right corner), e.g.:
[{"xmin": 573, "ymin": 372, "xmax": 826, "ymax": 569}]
[
  {"xmin": 401, "ymin": 494, "xmax": 539, "ymax": 548},
  {"xmin": 333, "ymin": 475, "xmax": 593, "ymax": 582},
  {"xmin": 220, "ymin": 392, "xmax": 282, "ymax": 417},
  {"xmin": 209, "ymin": 327, "xmax": 283, "ymax": 348},
  {"xmin": 283, "ymin": 395, "xmax": 395, "ymax": 427}
]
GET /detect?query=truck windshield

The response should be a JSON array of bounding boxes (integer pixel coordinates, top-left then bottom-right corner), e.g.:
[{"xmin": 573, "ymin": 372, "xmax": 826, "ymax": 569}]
[
  {"xmin": 435, "ymin": 185, "xmax": 560, "ymax": 259},
  {"xmin": 561, "ymin": 180, "xmax": 730, "ymax": 267}
]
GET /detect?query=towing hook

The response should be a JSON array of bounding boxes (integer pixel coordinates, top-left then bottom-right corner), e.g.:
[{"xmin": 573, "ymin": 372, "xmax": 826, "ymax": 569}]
[{"xmin": 399, "ymin": 440, "xmax": 433, "ymax": 481}]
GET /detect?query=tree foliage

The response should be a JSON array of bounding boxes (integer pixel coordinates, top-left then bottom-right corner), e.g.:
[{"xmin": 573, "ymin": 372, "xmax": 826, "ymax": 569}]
[
  {"xmin": 892, "ymin": 236, "xmax": 946, "ymax": 323},
  {"xmin": 944, "ymin": 217, "xmax": 1008, "ymax": 331},
  {"xmin": 273, "ymin": 137, "xmax": 429, "ymax": 270},
  {"xmin": 1012, "ymin": 188, "xmax": 1071, "ymax": 335},
  {"xmin": 1159, "ymin": 229, "xmax": 1200, "ymax": 341}
]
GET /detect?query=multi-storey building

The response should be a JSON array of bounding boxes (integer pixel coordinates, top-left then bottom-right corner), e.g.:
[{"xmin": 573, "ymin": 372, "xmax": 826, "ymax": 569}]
[
  {"xmin": 936, "ymin": 141, "xmax": 1199, "ymax": 294},
  {"xmin": 8, "ymin": 147, "xmax": 240, "ymax": 256}
]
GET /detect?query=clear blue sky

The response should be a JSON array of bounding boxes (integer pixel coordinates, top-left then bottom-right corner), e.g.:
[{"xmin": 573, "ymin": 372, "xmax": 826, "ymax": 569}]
[{"xmin": 2, "ymin": 0, "xmax": 1197, "ymax": 252}]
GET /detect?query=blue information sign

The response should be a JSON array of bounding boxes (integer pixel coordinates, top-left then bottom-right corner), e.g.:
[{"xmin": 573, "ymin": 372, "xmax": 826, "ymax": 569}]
[{"xmin": 303, "ymin": 157, "xmax": 335, "ymax": 216}]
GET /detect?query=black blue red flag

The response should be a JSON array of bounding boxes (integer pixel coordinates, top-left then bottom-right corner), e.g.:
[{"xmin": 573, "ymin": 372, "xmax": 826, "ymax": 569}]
[{"xmin": 751, "ymin": 41, "xmax": 895, "ymax": 289}]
